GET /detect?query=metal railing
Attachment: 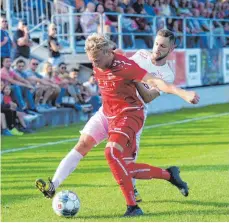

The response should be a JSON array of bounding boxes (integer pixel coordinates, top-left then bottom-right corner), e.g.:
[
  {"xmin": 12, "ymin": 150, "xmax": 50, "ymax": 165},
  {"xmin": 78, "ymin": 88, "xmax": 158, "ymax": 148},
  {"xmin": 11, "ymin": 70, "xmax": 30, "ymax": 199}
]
[
  {"xmin": 6, "ymin": 0, "xmax": 75, "ymax": 35},
  {"xmin": 51, "ymin": 12, "xmax": 228, "ymax": 52},
  {"xmin": 5, "ymin": 0, "xmax": 229, "ymax": 53}
]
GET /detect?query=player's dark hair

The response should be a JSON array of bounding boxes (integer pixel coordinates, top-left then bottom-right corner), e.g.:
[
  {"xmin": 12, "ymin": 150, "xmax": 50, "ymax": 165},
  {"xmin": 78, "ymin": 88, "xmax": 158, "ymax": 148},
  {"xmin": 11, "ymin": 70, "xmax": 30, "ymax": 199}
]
[{"xmin": 157, "ymin": 29, "xmax": 176, "ymax": 45}]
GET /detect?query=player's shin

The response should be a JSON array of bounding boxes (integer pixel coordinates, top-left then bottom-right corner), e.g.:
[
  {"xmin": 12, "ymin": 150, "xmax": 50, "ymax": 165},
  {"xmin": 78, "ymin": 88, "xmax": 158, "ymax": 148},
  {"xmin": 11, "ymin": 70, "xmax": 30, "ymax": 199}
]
[
  {"xmin": 105, "ymin": 146, "xmax": 136, "ymax": 206},
  {"xmin": 52, "ymin": 149, "xmax": 84, "ymax": 189},
  {"xmin": 127, "ymin": 163, "xmax": 170, "ymax": 180}
]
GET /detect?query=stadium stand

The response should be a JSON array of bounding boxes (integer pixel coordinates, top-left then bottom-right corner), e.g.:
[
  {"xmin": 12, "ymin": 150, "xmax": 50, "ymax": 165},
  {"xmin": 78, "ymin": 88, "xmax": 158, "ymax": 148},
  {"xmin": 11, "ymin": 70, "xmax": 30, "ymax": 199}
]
[{"xmin": 1, "ymin": 0, "xmax": 229, "ymax": 135}]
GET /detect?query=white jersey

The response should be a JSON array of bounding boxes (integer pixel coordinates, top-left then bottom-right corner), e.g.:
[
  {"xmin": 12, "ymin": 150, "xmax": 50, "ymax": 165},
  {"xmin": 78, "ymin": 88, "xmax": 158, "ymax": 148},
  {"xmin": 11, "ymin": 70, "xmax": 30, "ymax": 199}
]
[
  {"xmin": 130, "ymin": 49, "xmax": 175, "ymax": 92},
  {"xmin": 130, "ymin": 49, "xmax": 175, "ymax": 114}
]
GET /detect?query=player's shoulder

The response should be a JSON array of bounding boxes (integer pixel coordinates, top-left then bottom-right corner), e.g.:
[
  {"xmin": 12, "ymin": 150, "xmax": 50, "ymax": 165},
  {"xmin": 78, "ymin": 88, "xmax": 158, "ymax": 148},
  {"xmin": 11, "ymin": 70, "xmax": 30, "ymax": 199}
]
[
  {"xmin": 134, "ymin": 49, "xmax": 151, "ymax": 59},
  {"xmin": 111, "ymin": 53, "xmax": 134, "ymax": 68}
]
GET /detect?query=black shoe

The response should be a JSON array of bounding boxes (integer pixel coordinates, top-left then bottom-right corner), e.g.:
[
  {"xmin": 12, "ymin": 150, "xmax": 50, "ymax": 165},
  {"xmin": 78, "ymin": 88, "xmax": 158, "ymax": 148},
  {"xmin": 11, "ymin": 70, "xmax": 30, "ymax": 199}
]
[
  {"xmin": 35, "ymin": 178, "xmax": 55, "ymax": 199},
  {"xmin": 123, "ymin": 205, "xmax": 144, "ymax": 217},
  {"xmin": 167, "ymin": 166, "xmax": 189, "ymax": 197},
  {"xmin": 134, "ymin": 187, "xmax": 142, "ymax": 203}
]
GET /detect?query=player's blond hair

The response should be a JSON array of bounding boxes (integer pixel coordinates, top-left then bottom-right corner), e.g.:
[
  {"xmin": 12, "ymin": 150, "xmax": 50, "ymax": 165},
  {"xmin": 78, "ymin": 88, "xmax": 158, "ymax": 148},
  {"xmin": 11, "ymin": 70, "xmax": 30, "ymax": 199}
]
[{"xmin": 85, "ymin": 33, "xmax": 116, "ymax": 56}]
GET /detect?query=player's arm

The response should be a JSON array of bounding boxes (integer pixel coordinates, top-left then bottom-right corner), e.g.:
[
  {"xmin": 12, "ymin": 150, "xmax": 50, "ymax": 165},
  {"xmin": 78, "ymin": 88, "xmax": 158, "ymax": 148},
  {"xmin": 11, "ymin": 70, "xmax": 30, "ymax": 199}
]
[
  {"xmin": 142, "ymin": 73, "xmax": 200, "ymax": 104},
  {"xmin": 135, "ymin": 82, "xmax": 160, "ymax": 103}
]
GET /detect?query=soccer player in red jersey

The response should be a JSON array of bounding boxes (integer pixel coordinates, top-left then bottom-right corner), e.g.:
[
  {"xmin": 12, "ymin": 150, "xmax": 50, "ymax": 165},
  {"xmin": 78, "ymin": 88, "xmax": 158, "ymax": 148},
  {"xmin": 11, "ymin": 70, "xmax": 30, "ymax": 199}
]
[{"xmin": 83, "ymin": 33, "xmax": 199, "ymax": 216}]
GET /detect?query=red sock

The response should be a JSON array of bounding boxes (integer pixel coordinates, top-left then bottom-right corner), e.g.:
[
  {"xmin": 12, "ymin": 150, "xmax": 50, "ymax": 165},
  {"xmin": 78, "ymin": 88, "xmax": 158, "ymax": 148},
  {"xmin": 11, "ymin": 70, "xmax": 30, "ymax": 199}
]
[
  {"xmin": 105, "ymin": 147, "xmax": 136, "ymax": 206},
  {"xmin": 127, "ymin": 163, "xmax": 171, "ymax": 180}
]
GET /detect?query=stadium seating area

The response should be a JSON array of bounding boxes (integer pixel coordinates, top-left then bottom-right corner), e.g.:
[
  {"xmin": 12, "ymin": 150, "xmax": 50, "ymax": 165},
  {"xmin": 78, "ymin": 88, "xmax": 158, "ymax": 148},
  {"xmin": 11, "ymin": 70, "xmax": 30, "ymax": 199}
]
[{"xmin": 0, "ymin": 0, "xmax": 228, "ymax": 136}]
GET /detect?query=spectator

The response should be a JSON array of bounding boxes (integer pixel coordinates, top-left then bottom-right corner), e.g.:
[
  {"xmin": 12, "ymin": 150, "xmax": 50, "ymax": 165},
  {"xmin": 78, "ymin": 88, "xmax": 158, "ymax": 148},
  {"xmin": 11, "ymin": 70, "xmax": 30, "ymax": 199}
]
[
  {"xmin": 25, "ymin": 58, "xmax": 56, "ymax": 110},
  {"xmin": 51, "ymin": 67, "xmax": 68, "ymax": 106},
  {"xmin": 160, "ymin": 0, "xmax": 172, "ymax": 16},
  {"xmin": 153, "ymin": 0, "xmax": 163, "ymax": 15},
  {"xmin": 119, "ymin": 0, "xmax": 131, "ymax": 11},
  {"xmin": 12, "ymin": 20, "xmax": 32, "ymax": 61},
  {"xmin": 95, "ymin": 3, "xmax": 115, "ymax": 37},
  {"xmin": 83, "ymin": 75, "xmax": 101, "ymax": 113},
  {"xmin": 187, "ymin": 9, "xmax": 208, "ymax": 48},
  {"xmin": 2, "ymin": 84, "xmax": 33, "ymax": 133},
  {"xmin": 1, "ymin": 81, "xmax": 13, "ymax": 136},
  {"xmin": 58, "ymin": 62, "xmax": 70, "ymax": 78},
  {"xmin": 126, "ymin": 7, "xmax": 153, "ymax": 48},
  {"xmin": 69, "ymin": 68, "xmax": 81, "ymax": 84},
  {"xmin": 13, "ymin": 59, "xmax": 39, "ymax": 113},
  {"xmin": 144, "ymin": 0, "xmax": 156, "ymax": 17},
  {"xmin": 104, "ymin": 0, "xmax": 118, "ymax": 23},
  {"xmin": 80, "ymin": 2, "xmax": 100, "ymax": 37},
  {"xmin": 41, "ymin": 62, "xmax": 62, "ymax": 107},
  {"xmin": 176, "ymin": 0, "xmax": 192, "ymax": 17},
  {"xmin": 1, "ymin": 113, "xmax": 13, "ymax": 136},
  {"xmin": 0, "ymin": 17, "xmax": 13, "ymax": 58},
  {"xmin": 199, "ymin": 8, "xmax": 210, "ymax": 48},
  {"xmin": 171, "ymin": 20, "xmax": 183, "ymax": 48},
  {"xmin": 48, "ymin": 23, "xmax": 63, "ymax": 67},
  {"xmin": 1, "ymin": 57, "xmax": 34, "ymax": 111}
]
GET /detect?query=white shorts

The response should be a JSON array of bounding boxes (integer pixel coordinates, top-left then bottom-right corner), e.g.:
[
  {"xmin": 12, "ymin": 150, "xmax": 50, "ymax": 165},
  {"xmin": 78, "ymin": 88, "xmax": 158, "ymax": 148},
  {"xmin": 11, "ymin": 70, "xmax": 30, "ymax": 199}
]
[{"xmin": 80, "ymin": 107, "xmax": 147, "ymax": 156}]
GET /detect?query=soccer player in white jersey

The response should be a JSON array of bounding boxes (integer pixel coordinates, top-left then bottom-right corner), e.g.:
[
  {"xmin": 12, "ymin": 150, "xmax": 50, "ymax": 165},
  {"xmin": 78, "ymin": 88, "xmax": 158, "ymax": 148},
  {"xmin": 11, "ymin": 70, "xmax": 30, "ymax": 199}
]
[{"xmin": 35, "ymin": 29, "xmax": 191, "ymax": 203}]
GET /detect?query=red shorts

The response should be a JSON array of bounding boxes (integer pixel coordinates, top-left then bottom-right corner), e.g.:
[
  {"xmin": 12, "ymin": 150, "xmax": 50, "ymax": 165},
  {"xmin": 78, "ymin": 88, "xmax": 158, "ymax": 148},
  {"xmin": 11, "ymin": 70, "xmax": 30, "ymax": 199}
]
[{"xmin": 108, "ymin": 109, "xmax": 144, "ymax": 160}]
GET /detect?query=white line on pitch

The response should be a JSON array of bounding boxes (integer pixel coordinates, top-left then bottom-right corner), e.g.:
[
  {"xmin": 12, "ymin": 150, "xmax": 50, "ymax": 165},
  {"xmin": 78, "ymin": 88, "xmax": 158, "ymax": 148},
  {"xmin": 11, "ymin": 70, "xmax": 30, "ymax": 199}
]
[{"xmin": 2, "ymin": 112, "xmax": 229, "ymax": 155}]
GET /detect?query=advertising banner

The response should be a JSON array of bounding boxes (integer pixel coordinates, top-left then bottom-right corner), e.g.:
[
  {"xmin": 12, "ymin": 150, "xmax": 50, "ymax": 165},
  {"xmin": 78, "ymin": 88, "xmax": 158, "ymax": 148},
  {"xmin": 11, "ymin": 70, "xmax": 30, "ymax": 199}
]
[
  {"xmin": 185, "ymin": 49, "xmax": 202, "ymax": 87},
  {"xmin": 222, "ymin": 48, "xmax": 229, "ymax": 83},
  {"xmin": 201, "ymin": 49, "xmax": 223, "ymax": 85}
]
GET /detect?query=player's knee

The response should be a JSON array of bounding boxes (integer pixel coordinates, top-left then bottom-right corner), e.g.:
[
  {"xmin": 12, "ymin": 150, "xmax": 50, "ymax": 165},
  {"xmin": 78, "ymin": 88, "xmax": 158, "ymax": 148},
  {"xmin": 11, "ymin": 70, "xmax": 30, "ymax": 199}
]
[{"xmin": 74, "ymin": 136, "xmax": 94, "ymax": 156}]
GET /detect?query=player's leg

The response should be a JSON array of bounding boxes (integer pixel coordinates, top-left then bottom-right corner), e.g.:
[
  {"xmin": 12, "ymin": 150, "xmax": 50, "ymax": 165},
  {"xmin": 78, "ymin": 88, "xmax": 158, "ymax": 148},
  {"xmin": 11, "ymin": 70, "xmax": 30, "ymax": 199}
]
[
  {"xmin": 126, "ymin": 162, "xmax": 189, "ymax": 197},
  {"xmin": 126, "ymin": 112, "xmax": 188, "ymax": 197},
  {"xmin": 104, "ymin": 135, "xmax": 143, "ymax": 217},
  {"xmin": 130, "ymin": 124, "xmax": 144, "ymax": 203},
  {"xmin": 35, "ymin": 109, "xmax": 108, "ymax": 198},
  {"xmin": 35, "ymin": 133, "xmax": 96, "ymax": 198},
  {"xmin": 105, "ymin": 111, "xmax": 145, "ymax": 216}
]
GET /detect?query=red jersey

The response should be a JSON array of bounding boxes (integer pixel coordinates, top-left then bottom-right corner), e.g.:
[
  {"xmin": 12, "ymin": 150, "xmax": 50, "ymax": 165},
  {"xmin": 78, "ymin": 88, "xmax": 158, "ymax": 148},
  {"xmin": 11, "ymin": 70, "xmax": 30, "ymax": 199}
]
[{"xmin": 93, "ymin": 53, "xmax": 147, "ymax": 118}]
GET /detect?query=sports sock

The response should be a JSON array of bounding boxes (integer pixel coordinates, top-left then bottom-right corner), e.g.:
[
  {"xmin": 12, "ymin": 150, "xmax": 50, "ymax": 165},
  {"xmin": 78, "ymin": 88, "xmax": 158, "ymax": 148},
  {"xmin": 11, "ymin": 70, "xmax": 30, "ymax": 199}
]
[
  {"xmin": 127, "ymin": 163, "xmax": 171, "ymax": 180},
  {"xmin": 52, "ymin": 149, "xmax": 84, "ymax": 189},
  {"xmin": 105, "ymin": 147, "xmax": 136, "ymax": 206}
]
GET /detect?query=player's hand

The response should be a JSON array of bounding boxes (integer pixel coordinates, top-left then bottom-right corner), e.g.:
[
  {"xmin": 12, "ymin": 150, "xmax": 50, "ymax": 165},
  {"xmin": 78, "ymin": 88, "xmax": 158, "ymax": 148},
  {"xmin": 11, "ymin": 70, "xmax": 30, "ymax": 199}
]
[{"xmin": 183, "ymin": 91, "xmax": 200, "ymax": 104}]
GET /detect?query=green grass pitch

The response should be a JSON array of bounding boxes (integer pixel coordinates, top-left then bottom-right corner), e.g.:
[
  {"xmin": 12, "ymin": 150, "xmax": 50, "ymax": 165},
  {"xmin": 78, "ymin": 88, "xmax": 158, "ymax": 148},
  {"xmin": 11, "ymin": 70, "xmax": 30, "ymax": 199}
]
[{"xmin": 1, "ymin": 103, "xmax": 229, "ymax": 222}]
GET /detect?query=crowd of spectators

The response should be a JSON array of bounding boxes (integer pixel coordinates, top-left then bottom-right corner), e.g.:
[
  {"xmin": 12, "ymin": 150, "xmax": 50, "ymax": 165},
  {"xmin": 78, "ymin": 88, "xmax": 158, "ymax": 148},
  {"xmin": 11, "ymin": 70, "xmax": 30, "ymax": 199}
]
[
  {"xmin": 1, "ymin": 0, "xmax": 228, "ymax": 136},
  {"xmin": 1, "ymin": 16, "xmax": 101, "ymax": 136},
  {"xmin": 51, "ymin": 0, "xmax": 229, "ymax": 48}
]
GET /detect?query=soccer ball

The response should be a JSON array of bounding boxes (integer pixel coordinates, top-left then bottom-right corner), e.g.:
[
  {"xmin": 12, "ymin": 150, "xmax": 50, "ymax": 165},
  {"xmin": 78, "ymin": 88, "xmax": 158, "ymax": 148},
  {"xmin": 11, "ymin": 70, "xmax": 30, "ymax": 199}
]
[{"xmin": 52, "ymin": 190, "xmax": 80, "ymax": 217}]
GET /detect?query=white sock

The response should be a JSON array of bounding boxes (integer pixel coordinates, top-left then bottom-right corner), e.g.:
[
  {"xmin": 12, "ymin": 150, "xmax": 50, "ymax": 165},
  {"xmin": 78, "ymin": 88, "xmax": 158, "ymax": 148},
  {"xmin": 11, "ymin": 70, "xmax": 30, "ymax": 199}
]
[
  {"xmin": 52, "ymin": 149, "xmax": 83, "ymax": 189},
  {"xmin": 132, "ymin": 178, "xmax": 136, "ymax": 189}
]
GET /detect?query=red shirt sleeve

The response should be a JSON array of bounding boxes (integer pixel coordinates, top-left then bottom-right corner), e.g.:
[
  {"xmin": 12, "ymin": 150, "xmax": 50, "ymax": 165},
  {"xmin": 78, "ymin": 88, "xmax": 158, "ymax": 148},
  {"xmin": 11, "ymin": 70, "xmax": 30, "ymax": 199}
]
[
  {"xmin": 111, "ymin": 54, "xmax": 147, "ymax": 81},
  {"xmin": 9, "ymin": 70, "xmax": 17, "ymax": 79}
]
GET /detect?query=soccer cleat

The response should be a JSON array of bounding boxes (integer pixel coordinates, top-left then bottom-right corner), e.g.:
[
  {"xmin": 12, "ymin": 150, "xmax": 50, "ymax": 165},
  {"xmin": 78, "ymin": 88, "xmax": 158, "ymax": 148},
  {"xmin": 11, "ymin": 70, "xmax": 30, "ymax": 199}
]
[
  {"xmin": 166, "ymin": 166, "xmax": 189, "ymax": 197},
  {"xmin": 35, "ymin": 178, "xmax": 55, "ymax": 199},
  {"xmin": 123, "ymin": 205, "xmax": 144, "ymax": 217},
  {"xmin": 134, "ymin": 187, "xmax": 142, "ymax": 203}
]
